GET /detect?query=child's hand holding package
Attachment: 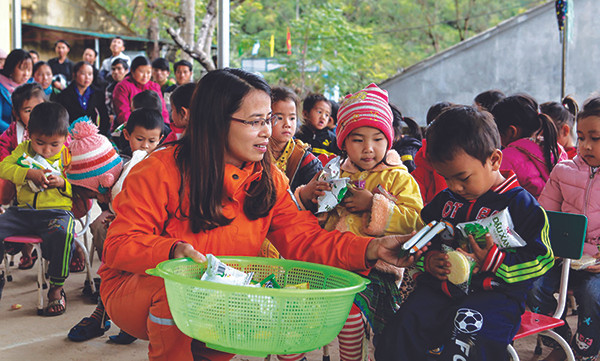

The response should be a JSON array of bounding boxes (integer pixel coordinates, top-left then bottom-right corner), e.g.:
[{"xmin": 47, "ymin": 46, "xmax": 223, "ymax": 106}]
[
  {"xmin": 316, "ymin": 157, "xmax": 350, "ymax": 213},
  {"xmin": 457, "ymin": 233, "xmax": 495, "ymax": 274},
  {"xmin": 46, "ymin": 174, "xmax": 66, "ymax": 190},
  {"xmin": 26, "ymin": 168, "xmax": 50, "ymax": 190},
  {"xmin": 424, "ymin": 250, "xmax": 450, "ymax": 280},
  {"xmin": 342, "ymin": 184, "xmax": 373, "ymax": 213}
]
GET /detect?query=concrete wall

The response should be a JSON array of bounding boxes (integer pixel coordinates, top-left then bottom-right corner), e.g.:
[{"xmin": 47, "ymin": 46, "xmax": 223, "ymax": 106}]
[{"xmin": 380, "ymin": 0, "xmax": 600, "ymax": 124}]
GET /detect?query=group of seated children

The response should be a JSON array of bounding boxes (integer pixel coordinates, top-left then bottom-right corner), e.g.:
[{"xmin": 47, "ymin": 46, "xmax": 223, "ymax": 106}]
[{"xmin": 1, "ymin": 74, "xmax": 599, "ymax": 361}]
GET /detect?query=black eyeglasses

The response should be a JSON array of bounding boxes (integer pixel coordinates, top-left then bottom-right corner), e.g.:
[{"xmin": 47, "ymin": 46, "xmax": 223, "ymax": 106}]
[{"xmin": 231, "ymin": 114, "xmax": 278, "ymax": 129}]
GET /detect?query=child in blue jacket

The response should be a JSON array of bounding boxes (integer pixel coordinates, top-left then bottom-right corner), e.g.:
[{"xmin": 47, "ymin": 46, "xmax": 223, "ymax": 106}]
[{"xmin": 375, "ymin": 105, "xmax": 554, "ymax": 361}]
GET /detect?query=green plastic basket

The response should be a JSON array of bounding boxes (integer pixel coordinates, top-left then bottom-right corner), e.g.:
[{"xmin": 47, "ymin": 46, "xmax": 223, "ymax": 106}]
[{"xmin": 146, "ymin": 256, "xmax": 369, "ymax": 357}]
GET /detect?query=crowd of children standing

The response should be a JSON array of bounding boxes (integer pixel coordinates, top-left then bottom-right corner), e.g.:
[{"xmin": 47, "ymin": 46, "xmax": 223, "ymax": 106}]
[{"xmin": 0, "ymin": 41, "xmax": 599, "ymax": 361}]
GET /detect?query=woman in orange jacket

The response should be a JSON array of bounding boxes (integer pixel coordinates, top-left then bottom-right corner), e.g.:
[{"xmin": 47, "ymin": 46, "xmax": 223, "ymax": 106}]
[{"xmin": 98, "ymin": 68, "xmax": 424, "ymax": 361}]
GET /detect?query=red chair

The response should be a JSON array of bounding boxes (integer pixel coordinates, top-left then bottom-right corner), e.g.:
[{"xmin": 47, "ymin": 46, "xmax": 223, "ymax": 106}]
[
  {"xmin": 2, "ymin": 200, "xmax": 95, "ymax": 314},
  {"xmin": 508, "ymin": 211, "xmax": 587, "ymax": 361}
]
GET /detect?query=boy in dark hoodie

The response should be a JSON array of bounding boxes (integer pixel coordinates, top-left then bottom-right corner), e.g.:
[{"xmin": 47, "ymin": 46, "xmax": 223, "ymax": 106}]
[{"xmin": 295, "ymin": 93, "xmax": 339, "ymax": 158}]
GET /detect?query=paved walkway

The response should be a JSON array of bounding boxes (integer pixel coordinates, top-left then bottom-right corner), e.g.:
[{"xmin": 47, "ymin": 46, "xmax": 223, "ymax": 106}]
[{"xmin": 0, "ymin": 203, "xmax": 570, "ymax": 360}]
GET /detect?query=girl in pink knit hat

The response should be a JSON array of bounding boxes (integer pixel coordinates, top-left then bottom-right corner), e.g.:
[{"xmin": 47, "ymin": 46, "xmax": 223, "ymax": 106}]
[{"xmin": 310, "ymin": 83, "xmax": 425, "ymax": 360}]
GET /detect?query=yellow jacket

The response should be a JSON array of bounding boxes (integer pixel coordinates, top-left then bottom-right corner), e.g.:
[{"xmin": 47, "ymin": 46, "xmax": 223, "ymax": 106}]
[
  {"xmin": 0, "ymin": 141, "xmax": 72, "ymax": 210},
  {"xmin": 323, "ymin": 150, "xmax": 424, "ymax": 237}
]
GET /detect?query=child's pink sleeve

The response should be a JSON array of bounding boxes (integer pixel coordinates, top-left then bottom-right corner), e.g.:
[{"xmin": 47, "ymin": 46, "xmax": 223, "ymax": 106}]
[
  {"xmin": 112, "ymin": 82, "xmax": 131, "ymax": 129},
  {"xmin": 0, "ymin": 123, "xmax": 17, "ymax": 161}
]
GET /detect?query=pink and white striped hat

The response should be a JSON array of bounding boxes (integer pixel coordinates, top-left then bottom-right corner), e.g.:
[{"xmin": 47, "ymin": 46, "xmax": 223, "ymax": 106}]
[
  {"xmin": 336, "ymin": 83, "xmax": 394, "ymax": 151},
  {"xmin": 64, "ymin": 117, "xmax": 123, "ymax": 194}
]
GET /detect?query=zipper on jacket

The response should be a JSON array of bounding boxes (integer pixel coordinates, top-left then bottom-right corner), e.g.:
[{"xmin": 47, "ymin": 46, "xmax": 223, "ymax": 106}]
[
  {"xmin": 584, "ymin": 167, "xmax": 598, "ymax": 216},
  {"xmin": 32, "ymin": 192, "xmax": 38, "ymax": 209}
]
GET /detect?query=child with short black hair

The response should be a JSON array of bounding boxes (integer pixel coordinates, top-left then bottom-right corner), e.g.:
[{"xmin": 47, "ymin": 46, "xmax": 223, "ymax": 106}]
[
  {"xmin": 376, "ymin": 105, "xmax": 554, "ymax": 361},
  {"xmin": 474, "ymin": 89, "xmax": 505, "ymax": 112},
  {"xmin": 295, "ymin": 93, "xmax": 338, "ymax": 159},
  {"xmin": 122, "ymin": 108, "xmax": 164, "ymax": 158},
  {"xmin": 0, "ymin": 102, "xmax": 74, "ymax": 316},
  {"xmin": 162, "ymin": 83, "xmax": 195, "ymax": 143},
  {"xmin": 390, "ymin": 103, "xmax": 422, "ymax": 173}
]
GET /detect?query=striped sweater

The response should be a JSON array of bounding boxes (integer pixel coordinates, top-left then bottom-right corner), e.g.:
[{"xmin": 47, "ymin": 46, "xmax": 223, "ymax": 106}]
[{"xmin": 415, "ymin": 171, "xmax": 554, "ymax": 300}]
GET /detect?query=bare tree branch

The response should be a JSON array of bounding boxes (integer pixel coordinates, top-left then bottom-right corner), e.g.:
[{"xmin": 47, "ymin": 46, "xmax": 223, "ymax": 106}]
[{"xmin": 167, "ymin": 27, "xmax": 216, "ymax": 71}]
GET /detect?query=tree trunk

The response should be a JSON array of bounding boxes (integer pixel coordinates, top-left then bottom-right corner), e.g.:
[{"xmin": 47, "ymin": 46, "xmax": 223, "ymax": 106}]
[
  {"xmin": 180, "ymin": 0, "xmax": 195, "ymax": 62},
  {"xmin": 147, "ymin": 18, "xmax": 160, "ymax": 61}
]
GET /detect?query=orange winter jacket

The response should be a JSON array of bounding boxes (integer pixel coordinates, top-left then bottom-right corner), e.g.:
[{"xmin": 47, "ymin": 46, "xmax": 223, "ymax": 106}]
[{"xmin": 99, "ymin": 146, "xmax": 373, "ymax": 294}]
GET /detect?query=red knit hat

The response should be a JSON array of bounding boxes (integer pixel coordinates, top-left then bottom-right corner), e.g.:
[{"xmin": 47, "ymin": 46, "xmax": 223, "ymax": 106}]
[{"xmin": 336, "ymin": 83, "xmax": 394, "ymax": 151}]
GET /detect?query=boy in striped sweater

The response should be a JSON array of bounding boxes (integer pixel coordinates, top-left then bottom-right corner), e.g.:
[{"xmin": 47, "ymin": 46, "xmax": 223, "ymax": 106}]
[
  {"xmin": 375, "ymin": 106, "xmax": 554, "ymax": 361},
  {"xmin": 0, "ymin": 102, "xmax": 74, "ymax": 316}
]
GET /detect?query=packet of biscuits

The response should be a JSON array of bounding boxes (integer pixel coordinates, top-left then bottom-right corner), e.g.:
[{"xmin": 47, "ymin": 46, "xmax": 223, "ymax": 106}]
[{"xmin": 456, "ymin": 208, "xmax": 526, "ymax": 250}]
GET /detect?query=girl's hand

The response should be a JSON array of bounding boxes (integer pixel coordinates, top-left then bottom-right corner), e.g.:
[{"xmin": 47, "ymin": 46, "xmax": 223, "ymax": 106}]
[
  {"xmin": 26, "ymin": 169, "xmax": 50, "ymax": 188},
  {"xmin": 342, "ymin": 185, "xmax": 373, "ymax": 213},
  {"xmin": 46, "ymin": 175, "xmax": 65, "ymax": 189},
  {"xmin": 365, "ymin": 232, "xmax": 428, "ymax": 268},
  {"xmin": 173, "ymin": 242, "xmax": 207, "ymax": 263},
  {"xmin": 585, "ymin": 252, "xmax": 600, "ymax": 273},
  {"xmin": 457, "ymin": 234, "xmax": 494, "ymax": 273}
]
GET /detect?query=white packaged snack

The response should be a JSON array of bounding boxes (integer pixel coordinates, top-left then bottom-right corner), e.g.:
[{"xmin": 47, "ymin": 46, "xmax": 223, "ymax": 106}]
[
  {"xmin": 316, "ymin": 157, "xmax": 350, "ymax": 213},
  {"xmin": 456, "ymin": 208, "xmax": 526, "ymax": 250},
  {"xmin": 571, "ymin": 254, "xmax": 600, "ymax": 271},
  {"xmin": 200, "ymin": 254, "xmax": 254, "ymax": 286}
]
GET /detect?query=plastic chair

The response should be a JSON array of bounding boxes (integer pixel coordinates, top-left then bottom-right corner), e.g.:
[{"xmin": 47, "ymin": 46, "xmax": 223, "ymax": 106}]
[
  {"xmin": 2, "ymin": 207, "xmax": 95, "ymax": 314},
  {"xmin": 507, "ymin": 210, "xmax": 588, "ymax": 361}
]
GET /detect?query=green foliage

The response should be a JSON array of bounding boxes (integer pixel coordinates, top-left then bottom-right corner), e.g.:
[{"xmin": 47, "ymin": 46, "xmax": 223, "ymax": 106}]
[{"xmin": 97, "ymin": 0, "xmax": 543, "ymax": 97}]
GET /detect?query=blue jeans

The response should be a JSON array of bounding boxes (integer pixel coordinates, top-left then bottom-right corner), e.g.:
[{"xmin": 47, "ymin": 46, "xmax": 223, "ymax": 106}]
[{"xmin": 527, "ymin": 261, "xmax": 600, "ymax": 359}]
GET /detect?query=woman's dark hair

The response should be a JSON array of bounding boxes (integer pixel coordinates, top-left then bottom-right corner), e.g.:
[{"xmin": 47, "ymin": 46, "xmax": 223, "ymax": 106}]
[
  {"xmin": 426, "ymin": 101, "xmax": 454, "ymax": 125},
  {"xmin": 33, "ymin": 61, "xmax": 51, "ymax": 76},
  {"xmin": 11, "ymin": 83, "xmax": 45, "ymax": 115},
  {"xmin": 171, "ymin": 83, "xmax": 196, "ymax": 113},
  {"xmin": 73, "ymin": 61, "xmax": 93, "ymax": 77},
  {"xmin": 175, "ymin": 68, "xmax": 276, "ymax": 232},
  {"xmin": 129, "ymin": 56, "xmax": 151, "ymax": 76},
  {"xmin": 474, "ymin": 89, "xmax": 505, "ymax": 112},
  {"xmin": 491, "ymin": 94, "xmax": 560, "ymax": 172},
  {"xmin": 125, "ymin": 108, "xmax": 164, "ymax": 134},
  {"xmin": 132, "ymin": 90, "xmax": 162, "ymax": 112},
  {"xmin": 540, "ymin": 95, "xmax": 578, "ymax": 131},
  {"xmin": 427, "ymin": 105, "xmax": 500, "ymax": 165},
  {"xmin": 577, "ymin": 96, "xmax": 600, "ymax": 121},
  {"xmin": 390, "ymin": 103, "xmax": 423, "ymax": 141},
  {"xmin": 0, "ymin": 49, "xmax": 32, "ymax": 78}
]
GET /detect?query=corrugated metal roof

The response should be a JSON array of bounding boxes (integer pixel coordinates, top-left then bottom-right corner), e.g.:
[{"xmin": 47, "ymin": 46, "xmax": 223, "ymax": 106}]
[{"xmin": 23, "ymin": 22, "xmax": 152, "ymax": 43}]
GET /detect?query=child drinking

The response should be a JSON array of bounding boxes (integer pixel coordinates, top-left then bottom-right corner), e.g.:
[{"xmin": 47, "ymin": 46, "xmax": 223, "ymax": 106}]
[
  {"xmin": 162, "ymin": 83, "xmax": 195, "ymax": 143},
  {"xmin": 530, "ymin": 96, "xmax": 600, "ymax": 361},
  {"xmin": 491, "ymin": 94, "xmax": 567, "ymax": 198},
  {"xmin": 540, "ymin": 95, "xmax": 578, "ymax": 159},
  {"xmin": 376, "ymin": 105, "xmax": 554, "ymax": 361},
  {"xmin": 295, "ymin": 93, "xmax": 339, "ymax": 159},
  {"xmin": 0, "ymin": 102, "xmax": 74, "ymax": 316},
  {"xmin": 321, "ymin": 84, "xmax": 423, "ymax": 360}
]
